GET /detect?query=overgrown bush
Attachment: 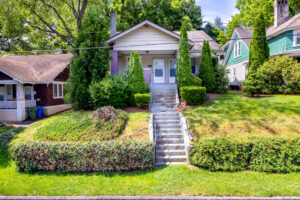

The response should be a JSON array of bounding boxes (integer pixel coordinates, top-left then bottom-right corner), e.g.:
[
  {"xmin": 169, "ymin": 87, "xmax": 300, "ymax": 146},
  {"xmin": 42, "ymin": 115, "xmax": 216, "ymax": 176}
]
[
  {"xmin": 128, "ymin": 51, "xmax": 148, "ymax": 94},
  {"xmin": 92, "ymin": 106, "xmax": 128, "ymax": 140},
  {"xmin": 12, "ymin": 141, "xmax": 154, "ymax": 173},
  {"xmin": 0, "ymin": 127, "xmax": 24, "ymax": 155},
  {"xmin": 212, "ymin": 58, "xmax": 229, "ymax": 93},
  {"xmin": 90, "ymin": 75, "xmax": 132, "ymax": 109},
  {"xmin": 257, "ymin": 56, "xmax": 300, "ymax": 94},
  {"xmin": 189, "ymin": 138, "xmax": 251, "ymax": 171},
  {"xmin": 134, "ymin": 94, "xmax": 150, "ymax": 108},
  {"xmin": 189, "ymin": 137, "xmax": 300, "ymax": 173},
  {"xmin": 181, "ymin": 86, "xmax": 206, "ymax": 105}
]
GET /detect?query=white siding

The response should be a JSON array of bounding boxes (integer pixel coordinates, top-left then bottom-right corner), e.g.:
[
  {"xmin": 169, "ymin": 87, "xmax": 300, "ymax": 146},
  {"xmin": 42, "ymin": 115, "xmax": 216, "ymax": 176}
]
[
  {"xmin": 227, "ymin": 60, "xmax": 248, "ymax": 86},
  {"xmin": 114, "ymin": 26, "xmax": 179, "ymax": 51}
]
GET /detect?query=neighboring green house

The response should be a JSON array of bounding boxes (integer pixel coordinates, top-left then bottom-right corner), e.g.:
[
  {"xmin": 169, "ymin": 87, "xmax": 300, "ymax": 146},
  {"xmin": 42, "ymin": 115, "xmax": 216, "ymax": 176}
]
[{"xmin": 223, "ymin": 0, "xmax": 300, "ymax": 89}]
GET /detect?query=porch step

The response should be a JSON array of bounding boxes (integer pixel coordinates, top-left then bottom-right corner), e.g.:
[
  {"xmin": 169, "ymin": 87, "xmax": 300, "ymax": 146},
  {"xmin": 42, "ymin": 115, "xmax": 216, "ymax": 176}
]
[
  {"xmin": 156, "ymin": 144, "xmax": 185, "ymax": 150},
  {"xmin": 156, "ymin": 150, "xmax": 186, "ymax": 156},
  {"xmin": 155, "ymin": 120, "xmax": 180, "ymax": 125},
  {"xmin": 156, "ymin": 138, "xmax": 184, "ymax": 144},
  {"xmin": 156, "ymin": 134, "xmax": 183, "ymax": 139},
  {"xmin": 155, "ymin": 156, "xmax": 187, "ymax": 163}
]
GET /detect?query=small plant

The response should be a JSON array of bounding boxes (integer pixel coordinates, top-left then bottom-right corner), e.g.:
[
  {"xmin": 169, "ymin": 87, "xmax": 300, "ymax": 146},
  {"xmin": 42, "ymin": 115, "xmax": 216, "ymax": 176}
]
[
  {"xmin": 0, "ymin": 121, "xmax": 6, "ymax": 127},
  {"xmin": 181, "ymin": 86, "xmax": 206, "ymax": 105},
  {"xmin": 134, "ymin": 94, "xmax": 150, "ymax": 108}
]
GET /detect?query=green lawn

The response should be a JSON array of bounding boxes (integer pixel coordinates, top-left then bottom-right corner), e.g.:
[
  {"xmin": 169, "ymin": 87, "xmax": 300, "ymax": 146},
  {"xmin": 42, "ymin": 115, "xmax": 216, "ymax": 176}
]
[
  {"xmin": 12, "ymin": 110, "xmax": 150, "ymax": 144},
  {"xmin": 184, "ymin": 93, "xmax": 300, "ymax": 139}
]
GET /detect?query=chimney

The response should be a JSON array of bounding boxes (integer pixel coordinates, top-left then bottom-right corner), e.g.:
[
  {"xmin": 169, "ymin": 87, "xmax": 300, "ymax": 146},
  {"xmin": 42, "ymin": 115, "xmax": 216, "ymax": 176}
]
[
  {"xmin": 274, "ymin": 0, "xmax": 289, "ymax": 27},
  {"xmin": 110, "ymin": 12, "xmax": 117, "ymax": 37}
]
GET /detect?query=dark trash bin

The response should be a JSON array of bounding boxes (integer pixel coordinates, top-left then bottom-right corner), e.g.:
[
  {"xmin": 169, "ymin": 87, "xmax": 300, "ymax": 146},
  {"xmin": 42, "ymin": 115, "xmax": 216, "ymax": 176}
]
[{"xmin": 27, "ymin": 107, "xmax": 38, "ymax": 120}]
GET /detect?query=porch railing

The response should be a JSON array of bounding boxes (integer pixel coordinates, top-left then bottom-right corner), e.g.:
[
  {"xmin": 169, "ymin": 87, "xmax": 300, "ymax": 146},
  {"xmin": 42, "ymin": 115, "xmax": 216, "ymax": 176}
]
[{"xmin": 0, "ymin": 100, "xmax": 36, "ymax": 109}]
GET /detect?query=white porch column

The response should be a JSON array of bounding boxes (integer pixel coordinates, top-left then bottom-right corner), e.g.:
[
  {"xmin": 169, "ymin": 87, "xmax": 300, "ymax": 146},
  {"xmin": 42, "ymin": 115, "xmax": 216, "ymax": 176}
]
[{"xmin": 16, "ymin": 83, "xmax": 26, "ymax": 121}]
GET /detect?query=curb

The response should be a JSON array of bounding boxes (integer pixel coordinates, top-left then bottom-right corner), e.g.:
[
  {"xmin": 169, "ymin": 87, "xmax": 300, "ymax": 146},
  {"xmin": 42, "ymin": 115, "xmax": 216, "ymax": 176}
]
[{"xmin": 1, "ymin": 196, "xmax": 300, "ymax": 200}]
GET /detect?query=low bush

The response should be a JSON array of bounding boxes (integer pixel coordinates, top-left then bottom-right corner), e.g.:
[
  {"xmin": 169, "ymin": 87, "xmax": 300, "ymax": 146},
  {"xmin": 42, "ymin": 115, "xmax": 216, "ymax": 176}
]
[
  {"xmin": 189, "ymin": 137, "xmax": 300, "ymax": 173},
  {"xmin": 181, "ymin": 86, "xmax": 206, "ymax": 105},
  {"xmin": 12, "ymin": 141, "xmax": 154, "ymax": 173},
  {"xmin": 0, "ymin": 128, "xmax": 24, "ymax": 155},
  {"xmin": 134, "ymin": 94, "xmax": 150, "ymax": 108},
  {"xmin": 0, "ymin": 121, "xmax": 6, "ymax": 127},
  {"xmin": 189, "ymin": 138, "xmax": 251, "ymax": 171},
  {"xmin": 90, "ymin": 75, "xmax": 132, "ymax": 109}
]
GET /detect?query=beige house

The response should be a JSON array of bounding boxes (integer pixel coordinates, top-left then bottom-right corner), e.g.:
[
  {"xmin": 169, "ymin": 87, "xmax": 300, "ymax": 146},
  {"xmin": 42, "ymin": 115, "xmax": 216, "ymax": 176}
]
[{"xmin": 107, "ymin": 19, "xmax": 222, "ymax": 84}]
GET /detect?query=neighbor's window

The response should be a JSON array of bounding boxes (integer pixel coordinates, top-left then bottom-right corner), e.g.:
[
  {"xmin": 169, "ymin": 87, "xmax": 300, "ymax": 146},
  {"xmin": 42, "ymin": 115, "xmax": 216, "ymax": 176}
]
[
  {"xmin": 53, "ymin": 83, "xmax": 64, "ymax": 98},
  {"xmin": 294, "ymin": 30, "xmax": 300, "ymax": 46},
  {"xmin": 24, "ymin": 86, "xmax": 33, "ymax": 100},
  {"xmin": 234, "ymin": 41, "xmax": 241, "ymax": 58},
  {"xmin": 191, "ymin": 58, "xmax": 196, "ymax": 74},
  {"xmin": 0, "ymin": 86, "xmax": 4, "ymax": 101}
]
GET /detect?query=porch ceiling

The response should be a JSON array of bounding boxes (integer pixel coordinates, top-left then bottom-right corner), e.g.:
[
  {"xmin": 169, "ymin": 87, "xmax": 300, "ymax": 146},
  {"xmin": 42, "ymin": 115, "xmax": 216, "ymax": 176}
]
[{"xmin": 118, "ymin": 50, "xmax": 176, "ymax": 55}]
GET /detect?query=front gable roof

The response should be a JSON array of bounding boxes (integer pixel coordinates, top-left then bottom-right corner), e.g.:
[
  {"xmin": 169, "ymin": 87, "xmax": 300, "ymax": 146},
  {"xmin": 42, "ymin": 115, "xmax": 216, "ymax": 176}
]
[
  {"xmin": 107, "ymin": 20, "xmax": 182, "ymax": 44},
  {"xmin": 223, "ymin": 28, "xmax": 252, "ymax": 65},
  {"xmin": 267, "ymin": 13, "xmax": 300, "ymax": 38}
]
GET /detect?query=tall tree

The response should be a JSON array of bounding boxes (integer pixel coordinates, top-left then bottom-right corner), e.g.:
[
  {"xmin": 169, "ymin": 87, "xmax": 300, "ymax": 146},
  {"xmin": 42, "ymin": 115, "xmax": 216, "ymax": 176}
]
[
  {"xmin": 128, "ymin": 51, "xmax": 147, "ymax": 94},
  {"xmin": 217, "ymin": 15, "xmax": 241, "ymax": 46},
  {"xmin": 242, "ymin": 13, "xmax": 269, "ymax": 96},
  {"xmin": 176, "ymin": 21, "xmax": 197, "ymax": 88},
  {"xmin": 203, "ymin": 22, "xmax": 219, "ymax": 40},
  {"xmin": 236, "ymin": 0, "xmax": 300, "ymax": 27},
  {"xmin": 199, "ymin": 41, "xmax": 216, "ymax": 92},
  {"xmin": 213, "ymin": 16, "xmax": 224, "ymax": 31},
  {"xmin": 67, "ymin": 6, "xmax": 110, "ymax": 110}
]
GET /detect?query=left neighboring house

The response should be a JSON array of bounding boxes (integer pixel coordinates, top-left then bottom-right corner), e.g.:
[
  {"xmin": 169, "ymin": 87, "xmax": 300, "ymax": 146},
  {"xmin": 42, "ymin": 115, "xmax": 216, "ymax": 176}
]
[{"xmin": 0, "ymin": 54, "xmax": 72, "ymax": 122}]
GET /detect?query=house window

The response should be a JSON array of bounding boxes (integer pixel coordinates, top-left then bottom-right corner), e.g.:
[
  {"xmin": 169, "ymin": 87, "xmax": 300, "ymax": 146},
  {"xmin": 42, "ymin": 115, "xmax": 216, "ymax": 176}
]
[
  {"xmin": 294, "ymin": 30, "xmax": 300, "ymax": 46},
  {"xmin": 53, "ymin": 83, "xmax": 64, "ymax": 98},
  {"xmin": 24, "ymin": 86, "xmax": 33, "ymax": 100},
  {"xmin": 234, "ymin": 41, "xmax": 241, "ymax": 58},
  {"xmin": 191, "ymin": 58, "xmax": 196, "ymax": 74},
  {"xmin": 0, "ymin": 86, "xmax": 4, "ymax": 101}
]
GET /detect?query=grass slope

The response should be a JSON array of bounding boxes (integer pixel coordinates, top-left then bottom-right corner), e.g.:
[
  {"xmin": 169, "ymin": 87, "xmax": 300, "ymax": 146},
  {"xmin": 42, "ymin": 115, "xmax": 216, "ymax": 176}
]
[
  {"xmin": 184, "ymin": 93, "xmax": 300, "ymax": 139},
  {"xmin": 12, "ymin": 111, "xmax": 150, "ymax": 143}
]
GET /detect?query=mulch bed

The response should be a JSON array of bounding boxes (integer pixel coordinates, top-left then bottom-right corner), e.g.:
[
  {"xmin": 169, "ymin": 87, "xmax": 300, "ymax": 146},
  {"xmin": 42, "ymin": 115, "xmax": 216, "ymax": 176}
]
[
  {"xmin": 124, "ymin": 107, "xmax": 150, "ymax": 112},
  {"xmin": 177, "ymin": 93, "xmax": 221, "ymax": 112}
]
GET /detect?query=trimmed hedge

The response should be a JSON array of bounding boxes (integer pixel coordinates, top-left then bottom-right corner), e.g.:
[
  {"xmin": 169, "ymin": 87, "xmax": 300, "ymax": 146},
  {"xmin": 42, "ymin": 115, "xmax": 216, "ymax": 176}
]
[
  {"xmin": 0, "ymin": 127, "xmax": 24, "ymax": 154},
  {"xmin": 189, "ymin": 137, "xmax": 300, "ymax": 173},
  {"xmin": 181, "ymin": 86, "xmax": 206, "ymax": 106},
  {"xmin": 12, "ymin": 141, "xmax": 154, "ymax": 173},
  {"xmin": 134, "ymin": 94, "xmax": 150, "ymax": 108}
]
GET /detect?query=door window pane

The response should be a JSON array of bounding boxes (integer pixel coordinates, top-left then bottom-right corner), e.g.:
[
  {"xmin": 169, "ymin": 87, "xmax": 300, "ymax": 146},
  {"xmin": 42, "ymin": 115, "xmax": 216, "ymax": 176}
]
[
  {"xmin": 170, "ymin": 60, "xmax": 176, "ymax": 77},
  {"xmin": 0, "ymin": 87, "xmax": 4, "ymax": 101},
  {"xmin": 155, "ymin": 61, "xmax": 163, "ymax": 77},
  {"xmin": 155, "ymin": 69, "xmax": 163, "ymax": 77}
]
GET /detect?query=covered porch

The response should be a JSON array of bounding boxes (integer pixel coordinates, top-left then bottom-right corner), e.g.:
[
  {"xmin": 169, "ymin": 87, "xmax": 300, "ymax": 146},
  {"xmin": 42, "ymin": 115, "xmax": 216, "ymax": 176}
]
[{"xmin": 0, "ymin": 81, "xmax": 36, "ymax": 122}]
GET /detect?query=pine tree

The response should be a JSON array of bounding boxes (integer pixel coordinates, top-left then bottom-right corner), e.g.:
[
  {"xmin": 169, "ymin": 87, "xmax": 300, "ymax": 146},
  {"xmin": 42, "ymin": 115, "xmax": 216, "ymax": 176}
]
[
  {"xmin": 199, "ymin": 41, "xmax": 216, "ymax": 92},
  {"xmin": 67, "ymin": 6, "xmax": 111, "ymax": 110},
  {"xmin": 128, "ymin": 51, "xmax": 147, "ymax": 94},
  {"xmin": 176, "ymin": 21, "xmax": 197, "ymax": 89},
  {"xmin": 242, "ymin": 12, "xmax": 270, "ymax": 96}
]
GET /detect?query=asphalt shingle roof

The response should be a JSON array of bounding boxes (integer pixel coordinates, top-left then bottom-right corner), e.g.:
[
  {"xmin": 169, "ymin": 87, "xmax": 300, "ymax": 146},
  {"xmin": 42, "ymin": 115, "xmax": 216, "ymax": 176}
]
[{"xmin": 0, "ymin": 54, "xmax": 72, "ymax": 83}]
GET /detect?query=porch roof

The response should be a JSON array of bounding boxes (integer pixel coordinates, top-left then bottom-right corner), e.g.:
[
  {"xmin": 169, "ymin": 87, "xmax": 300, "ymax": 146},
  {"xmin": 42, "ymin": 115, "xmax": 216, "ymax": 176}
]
[{"xmin": 0, "ymin": 54, "xmax": 72, "ymax": 83}]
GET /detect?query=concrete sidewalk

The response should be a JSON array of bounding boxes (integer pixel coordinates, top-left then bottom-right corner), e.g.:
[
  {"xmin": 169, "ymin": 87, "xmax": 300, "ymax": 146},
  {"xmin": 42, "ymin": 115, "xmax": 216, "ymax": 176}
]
[{"xmin": 1, "ymin": 196, "xmax": 300, "ymax": 200}]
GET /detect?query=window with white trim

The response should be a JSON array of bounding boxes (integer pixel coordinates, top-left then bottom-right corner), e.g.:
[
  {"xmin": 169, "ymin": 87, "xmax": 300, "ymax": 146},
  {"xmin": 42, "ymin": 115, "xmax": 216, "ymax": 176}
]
[
  {"xmin": 24, "ymin": 86, "xmax": 34, "ymax": 100},
  {"xmin": 294, "ymin": 30, "xmax": 300, "ymax": 46},
  {"xmin": 53, "ymin": 83, "xmax": 64, "ymax": 98},
  {"xmin": 234, "ymin": 41, "xmax": 241, "ymax": 58},
  {"xmin": 0, "ymin": 86, "xmax": 4, "ymax": 101}
]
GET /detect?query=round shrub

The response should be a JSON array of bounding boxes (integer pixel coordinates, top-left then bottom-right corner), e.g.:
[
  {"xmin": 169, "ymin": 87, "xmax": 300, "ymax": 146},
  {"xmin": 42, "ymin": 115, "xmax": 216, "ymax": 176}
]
[
  {"xmin": 134, "ymin": 94, "xmax": 150, "ymax": 108},
  {"xmin": 180, "ymin": 86, "xmax": 206, "ymax": 105},
  {"xmin": 90, "ymin": 75, "xmax": 132, "ymax": 109},
  {"xmin": 258, "ymin": 56, "xmax": 300, "ymax": 94}
]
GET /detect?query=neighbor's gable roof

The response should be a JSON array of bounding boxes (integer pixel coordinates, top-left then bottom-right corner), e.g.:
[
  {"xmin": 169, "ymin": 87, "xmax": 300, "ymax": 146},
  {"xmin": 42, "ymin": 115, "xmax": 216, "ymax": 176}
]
[
  {"xmin": 0, "ymin": 54, "xmax": 72, "ymax": 83},
  {"xmin": 267, "ymin": 13, "xmax": 300, "ymax": 38},
  {"xmin": 106, "ymin": 20, "xmax": 182, "ymax": 43},
  {"xmin": 175, "ymin": 30, "xmax": 222, "ymax": 52}
]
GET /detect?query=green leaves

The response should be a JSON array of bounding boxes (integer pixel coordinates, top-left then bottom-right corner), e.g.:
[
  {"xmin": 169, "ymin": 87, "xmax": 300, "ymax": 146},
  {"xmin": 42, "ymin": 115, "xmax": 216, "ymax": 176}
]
[
  {"xmin": 180, "ymin": 86, "xmax": 206, "ymax": 106},
  {"xmin": 134, "ymin": 93, "xmax": 150, "ymax": 108},
  {"xmin": 199, "ymin": 41, "xmax": 217, "ymax": 92},
  {"xmin": 128, "ymin": 51, "xmax": 148, "ymax": 95},
  {"xmin": 12, "ymin": 141, "xmax": 155, "ymax": 173}
]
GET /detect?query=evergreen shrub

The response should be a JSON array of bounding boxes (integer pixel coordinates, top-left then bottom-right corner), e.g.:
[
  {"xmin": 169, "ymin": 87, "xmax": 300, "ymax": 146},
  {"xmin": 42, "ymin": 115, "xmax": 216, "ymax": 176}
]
[
  {"xmin": 134, "ymin": 94, "xmax": 150, "ymax": 108},
  {"xmin": 181, "ymin": 86, "xmax": 206, "ymax": 105}
]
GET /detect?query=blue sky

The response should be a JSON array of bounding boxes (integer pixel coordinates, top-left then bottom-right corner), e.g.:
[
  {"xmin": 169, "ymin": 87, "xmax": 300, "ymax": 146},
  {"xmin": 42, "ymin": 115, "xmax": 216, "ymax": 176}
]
[{"xmin": 195, "ymin": 0, "xmax": 239, "ymax": 25}]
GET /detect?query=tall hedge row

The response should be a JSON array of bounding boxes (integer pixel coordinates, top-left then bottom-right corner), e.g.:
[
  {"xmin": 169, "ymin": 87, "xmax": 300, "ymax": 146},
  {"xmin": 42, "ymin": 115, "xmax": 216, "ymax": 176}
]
[
  {"xmin": 12, "ymin": 141, "xmax": 154, "ymax": 173},
  {"xmin": 189, "ymin": 137, "xmax": 300, "ymax": 173}
]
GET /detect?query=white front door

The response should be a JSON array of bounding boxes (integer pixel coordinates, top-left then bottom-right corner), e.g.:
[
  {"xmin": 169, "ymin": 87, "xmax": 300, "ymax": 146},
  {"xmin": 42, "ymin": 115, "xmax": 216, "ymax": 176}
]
[
  {"xmin": 153, "ymin": 59, "xmax": 165, "ymax": 83},
  {"xmin": 169, "ymin": 59, "xmax": 176, "ymax": 83}
]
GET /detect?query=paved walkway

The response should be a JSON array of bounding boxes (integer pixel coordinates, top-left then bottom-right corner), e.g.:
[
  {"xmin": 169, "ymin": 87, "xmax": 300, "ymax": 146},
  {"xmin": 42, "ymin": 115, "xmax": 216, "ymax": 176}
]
[{"xmin": 0, "ymin": 196, "xmax": 299, "ymax": 200}]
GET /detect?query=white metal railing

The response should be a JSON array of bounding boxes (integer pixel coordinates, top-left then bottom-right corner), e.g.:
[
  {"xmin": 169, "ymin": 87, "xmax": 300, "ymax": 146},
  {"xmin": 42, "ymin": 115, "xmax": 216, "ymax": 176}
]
[
  {"xmin": 0, "ymin": 100, "xmax": 36, "ymax": 109},
  {"xmin": 25, "ymin": 100, "xmax": 37, "ymax": 108}
]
